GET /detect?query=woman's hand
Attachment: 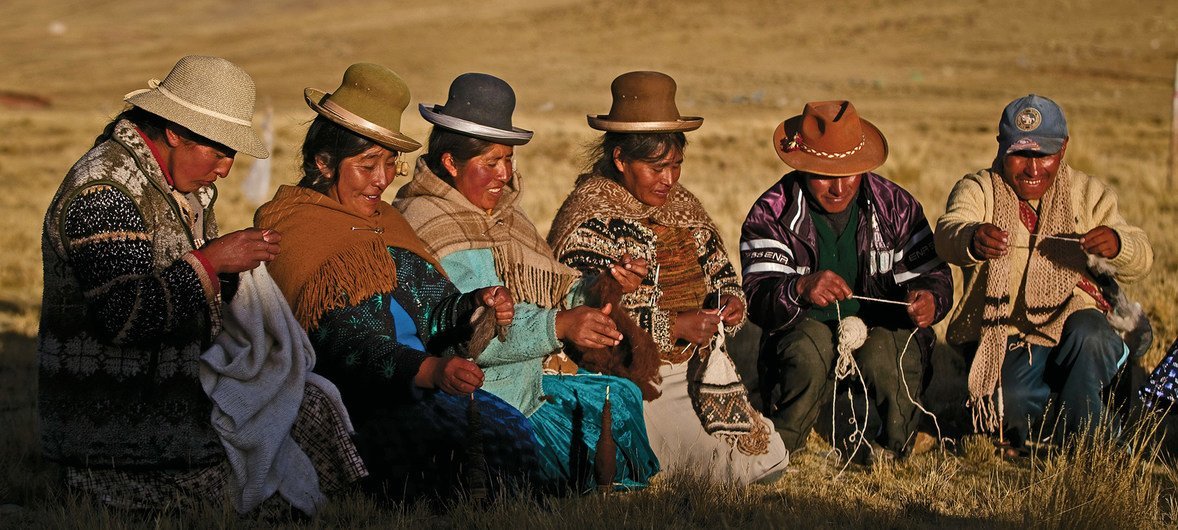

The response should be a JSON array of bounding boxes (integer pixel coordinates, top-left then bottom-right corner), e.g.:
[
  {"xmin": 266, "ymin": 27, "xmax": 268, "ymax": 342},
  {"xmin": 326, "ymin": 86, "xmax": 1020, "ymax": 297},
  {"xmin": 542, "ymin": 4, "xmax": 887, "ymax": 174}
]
[
  {"xmin": 717, "ymin": 294, "xmax": 744, "ymax": 327},
  {"xmin": 416, "ymin": 356, "xmax": 485, "ymax": 395},
  {"xmin": 477, "ymin": 286, "xmax": 514, "ymax": 326},
  {"xmin": 201, "ymin": 228, "xmax": 281, "ymax": 273},
  {"xmin": 609, "ymin": 253, "xmax": 649, "ymax": 293},
  {"xmin": 555, "ymin": 304, "xmax": 622, "ymax": 349},
  {"xmin": 673, "ymin": 309, "xmax": 722, "ymax": 346}
]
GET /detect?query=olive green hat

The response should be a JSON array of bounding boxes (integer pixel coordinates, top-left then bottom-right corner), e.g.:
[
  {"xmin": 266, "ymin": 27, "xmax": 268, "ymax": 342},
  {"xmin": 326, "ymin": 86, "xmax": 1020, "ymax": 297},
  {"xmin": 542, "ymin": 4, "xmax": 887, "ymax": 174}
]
[{"xmin": 304, "ymin": 63, "xmax": 422, "ymax": 152}]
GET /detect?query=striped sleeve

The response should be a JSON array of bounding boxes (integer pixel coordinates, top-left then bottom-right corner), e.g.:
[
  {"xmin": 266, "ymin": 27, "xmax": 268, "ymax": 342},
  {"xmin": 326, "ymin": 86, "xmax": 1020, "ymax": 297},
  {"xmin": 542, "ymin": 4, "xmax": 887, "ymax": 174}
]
[
  {"xmin": 890, "ymin": 198, "xmax": 953, "ymax": 324},
  {"xmin": 740, "ymin": 196, "xmax": 808, "ymax": 333}
]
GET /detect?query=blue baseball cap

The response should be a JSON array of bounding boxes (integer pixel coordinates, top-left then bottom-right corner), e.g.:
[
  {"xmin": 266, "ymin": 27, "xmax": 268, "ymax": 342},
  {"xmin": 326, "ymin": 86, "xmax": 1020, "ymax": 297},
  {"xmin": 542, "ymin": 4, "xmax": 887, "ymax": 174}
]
[{"xmin": 997, "ymin": 94, "xmax": 1068, "ymax": 155}]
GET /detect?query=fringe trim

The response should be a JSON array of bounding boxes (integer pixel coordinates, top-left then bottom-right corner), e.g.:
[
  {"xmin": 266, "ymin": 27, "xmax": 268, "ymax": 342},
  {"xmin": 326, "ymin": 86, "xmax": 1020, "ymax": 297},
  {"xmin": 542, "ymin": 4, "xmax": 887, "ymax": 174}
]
[
  {"xmin": 294, "ymin": 240, "xmax": 397, "ymax": 331},
  {"xmin": 490, "ymin": 245, "xmax": 580, "ymax": 309}
]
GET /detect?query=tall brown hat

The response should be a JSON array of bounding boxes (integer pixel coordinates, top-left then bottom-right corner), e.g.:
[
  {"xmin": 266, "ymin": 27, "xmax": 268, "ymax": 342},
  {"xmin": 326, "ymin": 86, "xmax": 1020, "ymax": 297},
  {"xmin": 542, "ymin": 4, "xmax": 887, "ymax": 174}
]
[
  {"xmin": 587, "ymin": 71, "xmax": 703, "ymax": 133},
  {"xmin": 124, "ymin": 55, "xmax": 269, "ymax": 158},
  {"xmin": 773, "ymin": 100, "xmax": 888, "ymax": 176},
  {"xmin": 305, "ymin": 63, "xmax": 422, "ymax": 152}
]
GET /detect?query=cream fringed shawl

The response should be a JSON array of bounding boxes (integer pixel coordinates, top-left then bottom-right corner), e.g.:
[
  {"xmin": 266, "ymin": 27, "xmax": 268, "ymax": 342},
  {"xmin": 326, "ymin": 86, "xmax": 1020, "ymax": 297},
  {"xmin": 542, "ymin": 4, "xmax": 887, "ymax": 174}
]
[
  {"xmin": 395, "ymin": 159, "xmax": 581, "ymax": 309},
  {"xmin": 968, "ymin": 166, "xmax": 1090, "ymax": 432},
  {"xmin": 254, "ymin": 185, "xmax": 444, "ymax": 330}
]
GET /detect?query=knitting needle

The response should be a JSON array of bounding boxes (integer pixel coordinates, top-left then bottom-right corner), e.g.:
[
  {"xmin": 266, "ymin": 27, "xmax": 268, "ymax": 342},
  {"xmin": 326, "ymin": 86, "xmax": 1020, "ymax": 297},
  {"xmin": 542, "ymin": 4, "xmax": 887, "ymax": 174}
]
[
  {"xmin": 648, "ymin": 264, "xmax": 660, "ymax": 306},
  {"xmin": 851, "ymin": 295, "xmax": 911, "ymax": 307},
  {"xmin": 1009, "ymin": 233, "xmax": 1081, "ymax": 248},
  {"xmin": 679, "ymin": 300, "xmax": 729, "ymax": 356}
]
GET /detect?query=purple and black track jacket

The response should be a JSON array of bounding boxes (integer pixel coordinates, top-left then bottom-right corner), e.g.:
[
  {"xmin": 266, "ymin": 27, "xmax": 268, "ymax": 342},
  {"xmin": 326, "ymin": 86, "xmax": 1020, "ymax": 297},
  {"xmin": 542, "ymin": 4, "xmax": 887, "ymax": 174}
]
[{"xmin": 740, "ymin": 171, "xmax": 952, "ymax": 339}]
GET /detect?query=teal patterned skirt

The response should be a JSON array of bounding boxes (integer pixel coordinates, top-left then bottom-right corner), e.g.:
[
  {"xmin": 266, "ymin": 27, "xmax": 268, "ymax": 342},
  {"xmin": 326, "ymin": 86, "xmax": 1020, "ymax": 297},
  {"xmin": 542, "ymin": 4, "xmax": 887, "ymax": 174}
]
[{"xmin": 530, "ymin": 371, "xmax": 659, "ymax": 492}]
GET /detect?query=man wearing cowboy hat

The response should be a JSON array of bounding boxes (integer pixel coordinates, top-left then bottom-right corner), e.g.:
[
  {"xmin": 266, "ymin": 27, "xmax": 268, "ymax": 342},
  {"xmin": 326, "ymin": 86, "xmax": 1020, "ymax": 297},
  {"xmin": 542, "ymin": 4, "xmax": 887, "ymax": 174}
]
[
  {"xmin": 936, "ymin": 94, "xmax": 1152, "ymax": 455},
  {"xmin": 39, "ymin": 56, "xmax": 279, "ymax": 507},
  {"xmin": 741, "ymin": 100, "xmax": 953, "ymax": 460}
]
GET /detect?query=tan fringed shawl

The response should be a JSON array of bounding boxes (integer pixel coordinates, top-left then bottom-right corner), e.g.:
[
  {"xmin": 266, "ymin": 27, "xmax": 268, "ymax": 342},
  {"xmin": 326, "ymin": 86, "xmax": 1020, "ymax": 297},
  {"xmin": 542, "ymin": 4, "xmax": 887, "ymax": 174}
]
[
  {"xmin": 548, "ymin": 174, "xmax": 770, "ymax": 456},
  {"xmin": 968, "ymin": 166, "xmax": 1090, "ymax": 432},
  {"xmin": 255, "ymin": 185, "xmax": 444, "ymax": 330},
  {"xmin": 394, "ymin": 159, "xmax": 581, "ymax": 309}
]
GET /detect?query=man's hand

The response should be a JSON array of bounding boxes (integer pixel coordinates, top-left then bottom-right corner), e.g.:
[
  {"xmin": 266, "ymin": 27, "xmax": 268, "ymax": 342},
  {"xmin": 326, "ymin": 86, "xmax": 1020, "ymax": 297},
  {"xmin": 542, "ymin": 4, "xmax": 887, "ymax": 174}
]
[
  {"xmin": 201, "ymin": 228, "xmax": 281, "ymax": 274},
  {"xmin": 555, "ymin": 304, "xmax": 622, "ymax": 348},
  {"xmin": 477, "ymin": 286, "xmax": 514, "ymax": 326},
  {"xmin": 1080, "ymin": 226, "xmax": 1120, "ymax": 259},
  {"xmin": 906, "ymin": 290, "xmax": 936, "ymax": 328},
  {"xmin": 609, "ymin": 253, "xmax": 649, "ymax": 293},
  {"xmin": 971, "ymin": 223, "xmax": 1009, "ymax": 260},
  {"xmin": 795, "ymin": 270, "xmax": 852, "ymax": 307}
]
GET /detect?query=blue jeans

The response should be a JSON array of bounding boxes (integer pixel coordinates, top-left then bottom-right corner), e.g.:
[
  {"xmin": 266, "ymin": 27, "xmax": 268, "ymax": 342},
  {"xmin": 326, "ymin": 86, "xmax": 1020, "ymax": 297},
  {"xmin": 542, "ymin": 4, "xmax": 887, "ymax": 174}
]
[{"xmin": 999, "ymin": 309, "xmax": 1125, "ymax": 447}]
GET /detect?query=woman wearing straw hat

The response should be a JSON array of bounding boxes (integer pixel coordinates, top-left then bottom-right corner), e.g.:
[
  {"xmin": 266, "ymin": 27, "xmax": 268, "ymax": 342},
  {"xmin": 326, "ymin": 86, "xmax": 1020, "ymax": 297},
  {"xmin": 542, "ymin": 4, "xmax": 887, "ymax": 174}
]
[
  {"xmin": 395, "ymin": 72, "xmax": 659, "ymax": 492},
  {"xmin": 39, "ymin": 56, "xmax": 365, "ymax": 511},
  {"xmin": 257, "ymin": 63, "xmax": 540, "ymax": 500},
  {"xmin": 547, "ymin": 71, "xmax": 789, "ymax": 485}
]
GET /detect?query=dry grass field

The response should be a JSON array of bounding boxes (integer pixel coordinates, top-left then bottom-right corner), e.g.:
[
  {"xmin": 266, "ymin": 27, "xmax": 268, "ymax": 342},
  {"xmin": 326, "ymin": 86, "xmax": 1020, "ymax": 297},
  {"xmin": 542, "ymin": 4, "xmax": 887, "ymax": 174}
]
[{"xmin": 3, "ymin": 0, "xmax": 1178, "ymax": 527}]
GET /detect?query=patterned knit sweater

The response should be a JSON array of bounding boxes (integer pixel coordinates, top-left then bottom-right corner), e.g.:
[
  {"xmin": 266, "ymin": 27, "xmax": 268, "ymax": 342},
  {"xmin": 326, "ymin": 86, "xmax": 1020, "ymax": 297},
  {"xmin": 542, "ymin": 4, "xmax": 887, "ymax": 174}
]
[
  {"xmin": 548, "ymin": 175, "xmax": 746, "ymax": 360},
  {"xmin": 39, "ymin": 120, "xmax": 223, "ymax": 469}
]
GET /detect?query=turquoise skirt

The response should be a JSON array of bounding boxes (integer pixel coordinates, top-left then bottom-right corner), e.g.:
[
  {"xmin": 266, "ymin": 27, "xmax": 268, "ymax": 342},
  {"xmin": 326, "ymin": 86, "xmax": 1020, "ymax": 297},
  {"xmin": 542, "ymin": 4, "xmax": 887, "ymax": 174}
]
[{"xmin": 530, "ymin": 371, "xmax": 659, "ymax": 492}]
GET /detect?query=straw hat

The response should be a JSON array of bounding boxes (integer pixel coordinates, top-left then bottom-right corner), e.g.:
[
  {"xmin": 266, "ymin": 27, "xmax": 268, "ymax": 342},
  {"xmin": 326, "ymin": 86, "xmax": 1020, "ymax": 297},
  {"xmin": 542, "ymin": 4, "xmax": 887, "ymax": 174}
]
[
  {"xmin": 587, "ymin": 71, "xmax": 702, "ymax": 133},
  {"xmin": 773, "ymin": 100, "xmax": 887, "ymax": 176},
  {"xmin": 124, "ymin": 55, "xmax": 268, "ymax": 158},
  {"xmin": 419, "ymin": 73, "xmax": 533, "ymax": 145},
  {"xmin": 305, "ymin": 63, "xmax": 422, "ymax": 152}
]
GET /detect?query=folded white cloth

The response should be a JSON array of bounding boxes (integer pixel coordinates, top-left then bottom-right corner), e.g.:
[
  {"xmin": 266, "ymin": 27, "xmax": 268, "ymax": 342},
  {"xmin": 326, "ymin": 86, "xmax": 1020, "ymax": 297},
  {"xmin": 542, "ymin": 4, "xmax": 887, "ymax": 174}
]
[{"xmin": 200, "ymin": 265, "xmax": 336, "ymax": 515}]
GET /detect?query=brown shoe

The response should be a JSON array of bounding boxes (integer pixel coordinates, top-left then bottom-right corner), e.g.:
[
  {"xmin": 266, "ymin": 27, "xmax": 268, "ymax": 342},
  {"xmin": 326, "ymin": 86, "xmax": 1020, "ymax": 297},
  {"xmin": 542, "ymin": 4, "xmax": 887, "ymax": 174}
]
[{"xmin": 911, "ymin": 431, "xmax": 937, "ymax": 456}]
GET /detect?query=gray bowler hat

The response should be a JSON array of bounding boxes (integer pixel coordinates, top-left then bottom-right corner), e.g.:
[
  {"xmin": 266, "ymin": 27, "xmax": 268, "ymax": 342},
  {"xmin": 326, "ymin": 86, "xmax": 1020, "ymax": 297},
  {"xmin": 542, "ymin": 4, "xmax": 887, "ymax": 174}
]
[{"xmin": 419, "ymin": 73, "xmax": 533, "ymax": 145}]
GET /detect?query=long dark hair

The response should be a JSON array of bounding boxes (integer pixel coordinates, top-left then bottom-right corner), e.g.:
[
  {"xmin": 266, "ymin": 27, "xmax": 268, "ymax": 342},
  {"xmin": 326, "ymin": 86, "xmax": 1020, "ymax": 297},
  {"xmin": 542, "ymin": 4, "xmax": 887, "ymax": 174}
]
[
  {"xmin": 298, "ymin": 116, "xmax": 378, "ymax": 194},
  {"xmin": 421, "ymin": 127, "xmax": 494, "ymax": 183},
  {"xmin": 585, "ymin": 132, "xmax": 688, "ymax": 182}
]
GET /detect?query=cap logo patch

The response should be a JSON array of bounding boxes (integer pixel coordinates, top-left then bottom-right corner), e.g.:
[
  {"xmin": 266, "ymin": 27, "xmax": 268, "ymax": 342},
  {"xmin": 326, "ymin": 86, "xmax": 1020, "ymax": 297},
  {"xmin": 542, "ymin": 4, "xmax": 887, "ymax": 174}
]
[{"xmin": 1016, "ymin": 107, "xmax": 1042, "ymax": 132}]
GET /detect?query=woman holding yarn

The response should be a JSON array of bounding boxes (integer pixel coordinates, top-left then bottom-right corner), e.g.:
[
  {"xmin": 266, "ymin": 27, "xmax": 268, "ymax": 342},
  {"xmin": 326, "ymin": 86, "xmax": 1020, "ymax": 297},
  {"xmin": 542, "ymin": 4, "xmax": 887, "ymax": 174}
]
[
  {"xmin": 256, "ymin": 64, "xmax": 539, "ymax": 499},
  {"xmin": 739, "ymin": 100, "xmax": 953, "ymax": 463},
  {"xmin": 548, "ymin": 71, "xmax": 788, "ymax": 484},
  {"xmin": 394, "ymin": 72, "xmax": 659, "ymax": 492}
]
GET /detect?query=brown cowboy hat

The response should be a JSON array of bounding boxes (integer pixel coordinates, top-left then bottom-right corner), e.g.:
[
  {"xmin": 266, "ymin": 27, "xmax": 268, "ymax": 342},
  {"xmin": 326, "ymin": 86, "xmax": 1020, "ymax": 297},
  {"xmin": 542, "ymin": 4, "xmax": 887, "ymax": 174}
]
[
  {"xmin": 305, "ymin": 63, "xmax": 422, "ymax": 152},
  {"xmin": 773, "ymin": 100, "xmax": 887, "ymax": 176},
  {"xmin": 587, "ymin": 71, "xmax": 703, "ymax": 133}
]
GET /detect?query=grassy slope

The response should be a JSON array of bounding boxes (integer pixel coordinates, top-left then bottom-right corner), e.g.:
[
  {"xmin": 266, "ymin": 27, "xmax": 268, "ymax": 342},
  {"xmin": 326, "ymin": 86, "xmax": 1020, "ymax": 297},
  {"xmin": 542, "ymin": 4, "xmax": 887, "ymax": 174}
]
[{"xmin": 1, "ymin": 0, "xmax": 1178, "ymax": 526}]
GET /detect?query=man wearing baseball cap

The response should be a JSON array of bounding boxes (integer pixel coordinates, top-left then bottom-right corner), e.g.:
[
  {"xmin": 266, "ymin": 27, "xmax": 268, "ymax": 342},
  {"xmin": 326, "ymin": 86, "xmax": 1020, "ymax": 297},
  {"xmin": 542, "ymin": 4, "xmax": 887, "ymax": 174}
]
[{"xmin": 936, "ymin": 94, "xmax": 1153, "ymax": 456}]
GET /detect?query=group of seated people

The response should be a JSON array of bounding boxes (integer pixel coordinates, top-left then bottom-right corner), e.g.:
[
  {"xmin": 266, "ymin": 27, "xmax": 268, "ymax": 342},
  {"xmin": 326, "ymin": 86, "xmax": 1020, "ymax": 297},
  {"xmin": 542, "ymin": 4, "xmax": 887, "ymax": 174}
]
[{"xmin": 37, "ymin": 55, "xmax": 1162, "ymax": 514}]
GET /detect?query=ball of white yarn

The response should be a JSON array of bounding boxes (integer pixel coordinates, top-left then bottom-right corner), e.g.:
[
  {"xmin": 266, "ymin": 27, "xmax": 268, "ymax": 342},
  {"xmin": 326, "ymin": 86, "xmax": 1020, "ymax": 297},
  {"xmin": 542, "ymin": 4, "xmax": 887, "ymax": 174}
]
[{"xmin": 837, "ymin": 316, "xmax": 868, "ymax": 352}]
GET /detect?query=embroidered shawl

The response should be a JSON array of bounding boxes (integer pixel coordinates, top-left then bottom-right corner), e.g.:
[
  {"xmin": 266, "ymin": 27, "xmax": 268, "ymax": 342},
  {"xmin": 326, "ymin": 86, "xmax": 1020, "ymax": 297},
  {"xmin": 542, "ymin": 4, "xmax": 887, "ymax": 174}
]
[{"xmin": 548, "ymin": 174, "xmax": 769, "ymax": 455}]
